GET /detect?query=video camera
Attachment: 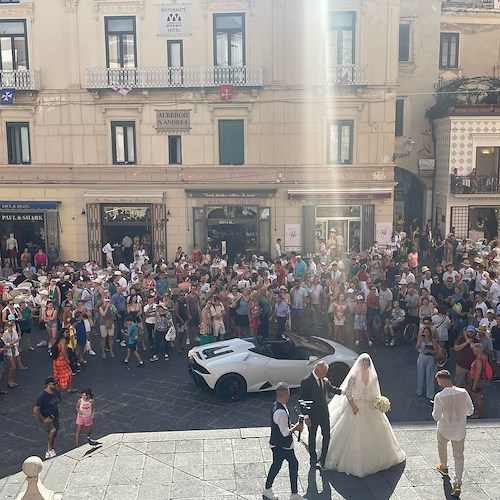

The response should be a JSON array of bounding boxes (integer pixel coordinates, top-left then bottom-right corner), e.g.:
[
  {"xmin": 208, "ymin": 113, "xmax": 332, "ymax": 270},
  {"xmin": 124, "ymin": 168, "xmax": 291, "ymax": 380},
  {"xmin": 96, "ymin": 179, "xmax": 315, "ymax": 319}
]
[{"xmin": 294, "ymin": 399, "xmax": 313, "ymax": 442}]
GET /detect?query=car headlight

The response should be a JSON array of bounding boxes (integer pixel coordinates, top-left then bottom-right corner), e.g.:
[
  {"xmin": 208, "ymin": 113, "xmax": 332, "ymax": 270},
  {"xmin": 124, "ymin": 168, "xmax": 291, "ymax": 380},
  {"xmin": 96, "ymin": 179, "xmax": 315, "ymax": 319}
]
[{"xmin": 187, "ymin": 349, "xmax": 196, "ymax": 359}]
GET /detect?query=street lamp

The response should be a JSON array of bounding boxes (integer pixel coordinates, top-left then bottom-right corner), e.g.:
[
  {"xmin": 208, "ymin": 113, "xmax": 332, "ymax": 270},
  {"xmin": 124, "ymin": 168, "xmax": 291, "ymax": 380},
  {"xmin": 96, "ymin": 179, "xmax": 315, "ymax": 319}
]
[{"xmin": 393, "ymin": 137, "xmax": 415, "ymax": 161}]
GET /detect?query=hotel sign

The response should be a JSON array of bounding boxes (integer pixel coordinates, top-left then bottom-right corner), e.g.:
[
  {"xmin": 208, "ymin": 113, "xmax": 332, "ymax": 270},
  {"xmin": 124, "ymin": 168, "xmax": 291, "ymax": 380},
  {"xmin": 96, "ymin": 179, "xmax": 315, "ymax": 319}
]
[
  {"xmin": 157, "ymin": 4, "xmax": 191, "ymax": 36},
  {"xmin": 156, "ymin": 110, "xmax": 191, "ymax": 133}
]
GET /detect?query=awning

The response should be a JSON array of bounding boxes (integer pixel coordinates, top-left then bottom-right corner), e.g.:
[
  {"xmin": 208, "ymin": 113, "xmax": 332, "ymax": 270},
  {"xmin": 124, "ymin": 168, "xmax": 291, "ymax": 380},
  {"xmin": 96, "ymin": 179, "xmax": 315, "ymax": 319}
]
[{"xmin": 287, "ymin": 189, "xmax": 392, "ymax": 201}]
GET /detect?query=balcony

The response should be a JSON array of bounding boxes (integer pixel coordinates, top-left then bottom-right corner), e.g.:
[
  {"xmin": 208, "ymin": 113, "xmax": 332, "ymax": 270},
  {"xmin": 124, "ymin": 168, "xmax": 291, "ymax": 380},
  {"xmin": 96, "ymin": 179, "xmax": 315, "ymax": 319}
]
[
  {"xmin": 325, "ymin": 64, "xmax": 369, "ymax": 86},
  {"xmin": 0, "ymin": 70, "xmax": 40, "ymax": 91},
  {"xmin": 86, "ymin": 66, "xmax": 263, "ymax": 90},
  {"xmin": 451, "ymin": 174, "xmax": 500, "ymax": 194}
]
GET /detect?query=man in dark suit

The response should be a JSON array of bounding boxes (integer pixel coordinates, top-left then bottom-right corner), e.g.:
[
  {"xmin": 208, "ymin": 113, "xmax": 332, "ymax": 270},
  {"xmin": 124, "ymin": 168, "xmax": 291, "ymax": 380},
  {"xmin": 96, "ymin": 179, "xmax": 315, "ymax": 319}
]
[{"xmin": 300, "ymin": 360, "xmax": 342, "ymax": 468}]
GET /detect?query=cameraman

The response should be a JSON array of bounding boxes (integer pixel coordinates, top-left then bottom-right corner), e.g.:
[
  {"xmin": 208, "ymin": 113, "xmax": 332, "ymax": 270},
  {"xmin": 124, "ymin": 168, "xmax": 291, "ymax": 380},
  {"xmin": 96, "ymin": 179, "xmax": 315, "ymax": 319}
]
[{"xmin": 263, "ymin": 382, "xmax": 305, "ymax": 500}]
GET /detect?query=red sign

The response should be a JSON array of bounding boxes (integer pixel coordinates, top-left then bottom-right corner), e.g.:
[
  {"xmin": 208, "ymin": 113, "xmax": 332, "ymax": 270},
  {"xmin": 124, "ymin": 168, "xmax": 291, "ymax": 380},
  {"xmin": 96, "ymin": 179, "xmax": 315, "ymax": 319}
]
[{"xmin": 219, "ymin": 84, "xmax": 234, "ymax": 101}]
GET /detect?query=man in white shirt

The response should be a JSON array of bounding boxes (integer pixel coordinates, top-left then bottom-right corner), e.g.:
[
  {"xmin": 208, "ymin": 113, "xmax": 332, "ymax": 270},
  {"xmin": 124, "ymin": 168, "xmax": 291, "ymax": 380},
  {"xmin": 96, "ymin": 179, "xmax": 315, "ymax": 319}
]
[
  {"xmin": 432, "ymin": 370, "xmax": 474, "ymax": 498},
  {"xmin": 274, "ymin": 239, "xmax": 282, "ymax": 260},
  {"xmin": 263, "ymin": 382, "xmax": 304, "ymax": 500}
]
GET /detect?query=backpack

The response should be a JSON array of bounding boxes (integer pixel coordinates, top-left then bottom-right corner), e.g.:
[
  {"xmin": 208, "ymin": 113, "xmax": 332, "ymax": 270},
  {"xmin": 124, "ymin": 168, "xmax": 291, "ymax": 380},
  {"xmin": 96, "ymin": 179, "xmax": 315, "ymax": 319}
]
[{"xmin": 48, "ymin": 343, "xmax": 59, "ymax": 360}]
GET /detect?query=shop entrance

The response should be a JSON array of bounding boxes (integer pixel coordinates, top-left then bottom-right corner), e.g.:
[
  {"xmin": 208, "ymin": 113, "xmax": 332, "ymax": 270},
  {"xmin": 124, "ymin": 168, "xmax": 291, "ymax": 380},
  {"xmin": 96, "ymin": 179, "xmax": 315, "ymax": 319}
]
[
  {"xmin": 0, "ymin": 216, "xmax": 46, "ymax": 253},
  {"xmin": 315, "ymin": 206, "xmax": 362, "ymax": 254},
  {"xmin": 193, "ymin": 205, "xmax": 271, "ymax": 259},
  {"xmin": 101, "ymin": 205, "xmax": 153, "ymax": 266},
  {"xmin": 468, "ymin": 206, "xmax": 499, "ymax": 241}
]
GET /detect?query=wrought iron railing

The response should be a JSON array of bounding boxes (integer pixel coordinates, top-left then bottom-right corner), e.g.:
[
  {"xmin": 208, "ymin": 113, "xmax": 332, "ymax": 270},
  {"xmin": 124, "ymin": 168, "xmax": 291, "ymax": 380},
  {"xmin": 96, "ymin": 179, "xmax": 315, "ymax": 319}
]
[
  {"xmin": 86, "ymin": 66, "xmax": 263, "ymax": 89},
  {"xmin": 325, "ymin": 64, "xmax": 369, "ymax": 85},
  {"xmin": 0, "ymin": 70, "xmax": 40, "ymax": 90},
  {"xmin": 450, "ymin": 174, "xmax": 500, "ymax": 194}
]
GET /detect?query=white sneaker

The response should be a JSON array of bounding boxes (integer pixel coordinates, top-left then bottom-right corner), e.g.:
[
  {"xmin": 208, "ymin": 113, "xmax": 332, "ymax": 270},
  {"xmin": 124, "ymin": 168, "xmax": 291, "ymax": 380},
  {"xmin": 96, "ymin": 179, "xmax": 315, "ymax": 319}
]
[
  {"xmin": 120, "ymin": 341, "xmax": 127, "ymax": 347},
  {"xmin": 36, "ymin": 340, "xmax": 47, "ymax": 348},
  {"xmin": 89, "ymin": 349, "xmax": 96, "ymax": 356},
  {"xmin": 368, "ymin": 340, "xmax": 373, "ymax": 346},
  {"xmin": 48, "ymin": 449, "xmax": 56, "ymax": 458},
  {"xmin": 355, "ymin": 340, "xmax": 359, "ymax": 346},
  {"xmin": 44, "ymin": 451, "xmax": 50, "ymax": 459},
  {"xmin": 262, "ymin": 488, "xmax": 278, "ymax": 500},
  {"xmin": 390, "ymin": 339, "xmax": 396, "ymax": 346},
  {"xmin": 290, "ymin": 494, "xmax": 306, "ymax": 500}
]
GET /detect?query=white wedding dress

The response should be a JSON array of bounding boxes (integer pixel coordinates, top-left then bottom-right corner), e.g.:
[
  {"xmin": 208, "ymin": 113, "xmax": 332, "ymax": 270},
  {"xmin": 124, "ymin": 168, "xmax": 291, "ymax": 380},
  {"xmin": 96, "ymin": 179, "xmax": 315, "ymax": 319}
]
[{"xmin": 322, "ymin": 354, "xmax": 406, "ymax": 477}]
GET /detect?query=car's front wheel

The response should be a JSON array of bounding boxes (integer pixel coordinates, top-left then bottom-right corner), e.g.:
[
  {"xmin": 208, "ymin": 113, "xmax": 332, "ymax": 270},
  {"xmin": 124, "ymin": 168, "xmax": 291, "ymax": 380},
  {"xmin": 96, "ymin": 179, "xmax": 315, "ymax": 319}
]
[
  {"xmin": 327, "ymin": 363, "xmax": 350, "ymax": 387},
  {"xmin": 215, "ymin": 374, "xmax": 247, "ymax": 402}
]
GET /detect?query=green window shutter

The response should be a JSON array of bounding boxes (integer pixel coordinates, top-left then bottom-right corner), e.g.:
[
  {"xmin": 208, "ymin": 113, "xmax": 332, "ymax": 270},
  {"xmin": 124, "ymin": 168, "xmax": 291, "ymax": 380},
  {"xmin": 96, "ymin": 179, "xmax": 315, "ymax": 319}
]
[
  {"xmin": 395, "ymin": 99, "xmax": 404, "ymax": 137},
  {"xmin": 361, "ymin": 204, "xmax": 375, "ymax": 250},
  {"xmin": 302, "ymin": 205, "xmax": 316, "ymax": 256},
  {"xmin": 398, "ymin": 24, "xmax": 410, "ymax": 62},
  {"xmin": 219, "ymin": 120, "xmax": 244, "ymax": 165}
]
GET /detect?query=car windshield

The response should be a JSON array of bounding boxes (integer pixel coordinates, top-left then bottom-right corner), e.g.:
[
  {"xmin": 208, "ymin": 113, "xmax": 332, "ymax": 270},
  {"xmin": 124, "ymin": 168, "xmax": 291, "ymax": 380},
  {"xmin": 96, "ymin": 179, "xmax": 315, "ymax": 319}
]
[{"xmin": 285, "ymin": 332, "xmax": 335, "ymax": 357}]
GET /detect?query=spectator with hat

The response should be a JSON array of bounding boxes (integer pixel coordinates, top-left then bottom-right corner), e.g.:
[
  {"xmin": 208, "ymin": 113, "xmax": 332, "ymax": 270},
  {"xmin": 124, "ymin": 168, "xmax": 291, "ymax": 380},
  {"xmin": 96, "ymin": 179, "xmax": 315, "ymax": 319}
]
[{"xmin": 454, "ymin": 325, "xmax": 477, "ymax": 391}]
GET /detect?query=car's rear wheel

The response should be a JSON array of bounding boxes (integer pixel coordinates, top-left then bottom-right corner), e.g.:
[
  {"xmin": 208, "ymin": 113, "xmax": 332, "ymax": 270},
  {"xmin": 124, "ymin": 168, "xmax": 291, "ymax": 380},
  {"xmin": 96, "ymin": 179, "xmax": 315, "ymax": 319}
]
[
  {"xmin": 215, "ymin": 374, "xmax": 247, "ymax": 402},
  {"xmin": 327, "ymin": 363, "xmax": 350, "ymax": 387}
]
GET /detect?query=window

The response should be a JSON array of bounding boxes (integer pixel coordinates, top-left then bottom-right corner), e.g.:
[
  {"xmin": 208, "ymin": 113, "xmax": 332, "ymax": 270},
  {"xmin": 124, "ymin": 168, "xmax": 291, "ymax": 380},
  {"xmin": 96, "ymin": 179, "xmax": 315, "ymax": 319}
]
[
  {"xmin": 440, "ymin": 33, "xmax": 459, "ymax": 69},
  {"xmin": 167, "ymin": 40, "xmax": 183, "ymax": 86},
  {"xmin": 0, "ymin": 20, "xmax": 28, "ymax": 71},
  {"xmin": 111, "ymin": 121, "xmax": 136, "ymax": 165},
  {"xmin": 168, "ymin": 136, "xmax": 182, "ymax": 165},
  {"xmin": 328, "ymin": 120, "xmax": 353, "ymax": 164},
  {"xmin": 398, "ymin": 24, "xmax": 410, "ymax": 62},
  {"xmin": 395, "ymin": 99, "xmax": 404, "ymax": 137},
  {"xmin": 6, "ymin": 122, "xmax": 30, "ymax": 164},
  {"xmin": 213, "ymin": 13, "xmax": 245, "ymax": 66},
  {"xmin": 326, "ymin": 12, "xmax": 355, "ymax": 65},
  {"xmin": 0, "ymin": 1, "xmax": 21, "ymax": 3},
  {"xmin": 105, "ymin": 17, "xmax": 136, "ymax": 69},
  {"xmin": 219, "ymin": 119, "xmax": 244, "ymax": 165}
]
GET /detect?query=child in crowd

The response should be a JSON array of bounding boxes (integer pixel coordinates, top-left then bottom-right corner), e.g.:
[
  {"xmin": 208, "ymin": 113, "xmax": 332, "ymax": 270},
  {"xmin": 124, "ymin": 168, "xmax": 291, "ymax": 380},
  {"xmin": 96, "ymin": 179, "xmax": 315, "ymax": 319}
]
[
  {"xmin": 75, "ymin": 387, "xmax": 95, "ymax": 447},
  {"xmin": 123, "ymin": 315, "xmax": 144, "ymax": 367}
]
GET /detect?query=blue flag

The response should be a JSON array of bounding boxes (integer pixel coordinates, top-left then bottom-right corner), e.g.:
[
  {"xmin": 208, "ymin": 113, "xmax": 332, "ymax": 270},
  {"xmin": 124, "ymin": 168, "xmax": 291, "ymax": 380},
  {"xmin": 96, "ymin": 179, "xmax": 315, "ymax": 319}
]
[{"xmin": 1, "ymin": 88, "xmax": 15, "ymax": 105}]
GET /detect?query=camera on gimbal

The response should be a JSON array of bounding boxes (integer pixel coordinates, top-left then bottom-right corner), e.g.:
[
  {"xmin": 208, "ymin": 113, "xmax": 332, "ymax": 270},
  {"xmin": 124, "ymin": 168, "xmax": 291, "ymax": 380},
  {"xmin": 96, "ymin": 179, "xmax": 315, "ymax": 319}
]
[{"xmin": 294, "ymin": 399, "xmax": 313, "ymax": 442}]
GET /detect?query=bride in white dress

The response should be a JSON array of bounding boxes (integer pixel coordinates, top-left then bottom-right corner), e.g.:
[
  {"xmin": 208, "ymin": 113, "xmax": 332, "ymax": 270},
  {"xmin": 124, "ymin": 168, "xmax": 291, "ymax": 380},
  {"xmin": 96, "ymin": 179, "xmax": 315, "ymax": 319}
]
[{"xmin": 322, "ymin": 353, "xmax": 406, "ymax": 477}]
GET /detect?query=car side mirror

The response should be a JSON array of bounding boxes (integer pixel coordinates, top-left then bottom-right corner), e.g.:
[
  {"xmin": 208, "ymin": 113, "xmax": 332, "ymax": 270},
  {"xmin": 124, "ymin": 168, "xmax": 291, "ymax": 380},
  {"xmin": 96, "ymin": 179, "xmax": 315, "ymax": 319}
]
[{"xmin": 308, "ymin": 356, "xmax": 318, "ymax": 363}]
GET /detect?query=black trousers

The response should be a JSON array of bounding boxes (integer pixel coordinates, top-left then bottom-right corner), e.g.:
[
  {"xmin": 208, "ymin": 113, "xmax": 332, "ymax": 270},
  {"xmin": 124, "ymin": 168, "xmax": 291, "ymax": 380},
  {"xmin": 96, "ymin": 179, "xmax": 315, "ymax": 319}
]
[
  {"xmin": 308, "ymin": 416, "xmax": 330, "ymax": 464},
  {"xmin": 265, "ymin": 446, "xmax": 298, "ymax": 494},
  {"xmin": 153, "ymin": 330, "xmax": 170, "ymax": 357}
]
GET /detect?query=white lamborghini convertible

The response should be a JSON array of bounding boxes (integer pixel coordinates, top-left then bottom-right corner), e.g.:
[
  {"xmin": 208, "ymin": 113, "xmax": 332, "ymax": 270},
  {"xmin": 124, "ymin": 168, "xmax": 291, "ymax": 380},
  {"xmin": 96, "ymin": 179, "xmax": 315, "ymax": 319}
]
[{"xmin": 187, "ymin": 333, "xmax": 358, "ymax": 402}]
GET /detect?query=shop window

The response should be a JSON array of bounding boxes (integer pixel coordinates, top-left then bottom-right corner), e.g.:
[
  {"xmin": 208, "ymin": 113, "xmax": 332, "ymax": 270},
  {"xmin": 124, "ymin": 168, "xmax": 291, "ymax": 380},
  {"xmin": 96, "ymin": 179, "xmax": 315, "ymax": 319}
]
[
  {"xmin": 111, "ymin": 121, "xmax": 136, "ymax": 165},
  {"xmin": 475, "ymin": 147, "xmax": 499, "ymax": 177},
  {"xmin": 0, "ymin": 20, "xmax": 28, "ymax": 71},
  {"xmin": 213, "ymin": 13, "xmax": 245, "ymax": 66},
  {"xmin": 395, "ymin": 99, "xmax": 404, "ymax": 137},
  {"xmin": 219, "ymin": 119, "xmax": 244, "ymax": 165},
  {"xmin": 6, "ymin": 121, "xmax": 30, "ymax": 164},
  {"xmin": 168, "ymin": 136, "xmax": 182, "ymax": 165},
  {"xmin": 398, "ymin": 24, "xmax": 410, "ymax": 62},
  {"xmin": 328, "ymin": 120, "xmax": 353, "ymax": 164},
  {"xmin": 440, "ymin": 33, "xmax": 459, "ymax": 69}
]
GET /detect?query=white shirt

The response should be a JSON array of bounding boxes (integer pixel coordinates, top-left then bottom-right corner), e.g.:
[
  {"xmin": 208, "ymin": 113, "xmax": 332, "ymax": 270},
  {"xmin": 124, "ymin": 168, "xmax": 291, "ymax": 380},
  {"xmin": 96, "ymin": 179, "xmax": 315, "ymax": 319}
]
[
  {"xmin": 432, "ymin": 314, "xmax": 451, "ymax": 342},
  {"xmin": 274, "ymin": 243, "xmax": 281, "ymax": 258},
  {"xmin": 271, "ymin": 405, "xmax": 293, "ymax": 450},
  {"xmin": 122, "ymin": 236, "xmax": 133, "ymax": 248},
  {"xmin": 432, "ymin": 386, "xmax": 474, "ymax": 441}
]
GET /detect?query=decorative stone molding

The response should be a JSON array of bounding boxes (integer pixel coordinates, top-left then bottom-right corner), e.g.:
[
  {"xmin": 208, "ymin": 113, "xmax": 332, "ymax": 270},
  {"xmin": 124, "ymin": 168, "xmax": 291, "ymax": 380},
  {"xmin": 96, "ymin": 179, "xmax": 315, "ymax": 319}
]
[
  {"xmin": 203, "ymin": 0, "xmax": 255, "ymax": 16},
  {"xmin": 0, "ymin": 0, "xmax": 34, "ymax": 20},
  {"xmin": 64, "ymin": 0, "xmax": 79, "ymax": 11},
  {"xmin": 93, "ymin": 0, "xmax": 145, "ymax": 19},
  {"xmin": 15, "ymin": 456, "xmax": 61, "ymax": 500}
]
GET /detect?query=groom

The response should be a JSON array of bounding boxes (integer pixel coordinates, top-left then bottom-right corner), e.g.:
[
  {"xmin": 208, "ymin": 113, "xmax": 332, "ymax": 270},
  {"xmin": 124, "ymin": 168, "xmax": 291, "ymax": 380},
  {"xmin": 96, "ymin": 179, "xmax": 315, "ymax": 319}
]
[{"xmin": 300, "ymin": 360, "xmax": 342, "ymax": 469}]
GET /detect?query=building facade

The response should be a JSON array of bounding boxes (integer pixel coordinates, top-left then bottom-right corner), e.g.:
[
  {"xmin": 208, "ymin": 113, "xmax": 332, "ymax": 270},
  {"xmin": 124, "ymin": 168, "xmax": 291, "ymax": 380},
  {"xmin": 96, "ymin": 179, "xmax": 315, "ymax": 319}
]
[
  {"xmin": 431, "ymin": 0, "xmax": 500, "ymax": 239},
  {"xmin": 0, "ymin": 0, "xmax": 400, "ymax": 263}
]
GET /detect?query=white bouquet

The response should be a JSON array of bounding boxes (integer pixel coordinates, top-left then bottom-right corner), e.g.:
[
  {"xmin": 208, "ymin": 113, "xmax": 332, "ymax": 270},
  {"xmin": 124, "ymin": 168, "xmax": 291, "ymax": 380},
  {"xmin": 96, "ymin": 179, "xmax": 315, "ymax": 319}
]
[{"xmin": 374, "ymin": 395, "xmax": 391, "ymax": 414}]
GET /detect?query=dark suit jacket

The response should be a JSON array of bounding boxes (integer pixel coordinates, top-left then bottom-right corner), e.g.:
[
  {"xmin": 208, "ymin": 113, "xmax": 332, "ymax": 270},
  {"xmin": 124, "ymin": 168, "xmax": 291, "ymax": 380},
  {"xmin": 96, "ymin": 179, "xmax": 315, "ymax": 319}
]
[{"xmin": 299, "ymin": 373, "xmax": 341, "ymax": 423}]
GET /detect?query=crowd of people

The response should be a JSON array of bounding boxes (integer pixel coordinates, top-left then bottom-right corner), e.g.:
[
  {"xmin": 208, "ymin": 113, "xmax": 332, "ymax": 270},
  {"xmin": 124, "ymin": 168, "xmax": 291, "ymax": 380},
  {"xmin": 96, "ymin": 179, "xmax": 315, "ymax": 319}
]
[{"xmin": 0, "ymin": 222, "xmax": 499, "ymax": 447}]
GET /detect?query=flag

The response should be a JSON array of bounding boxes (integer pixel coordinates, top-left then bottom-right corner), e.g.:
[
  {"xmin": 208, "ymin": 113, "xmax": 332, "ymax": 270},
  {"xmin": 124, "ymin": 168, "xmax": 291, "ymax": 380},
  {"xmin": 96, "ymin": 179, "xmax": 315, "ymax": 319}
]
[
  {"xmin": 0, "ymin": 88, "xmax": 15, "ymax": 105},
  {"xmin": 339, "ymin": 72, "xmax": 350, "ymax": 85},
  {"xmin": 219, "ymin": 84, "xmax": 234, "ymax": 101},
  {"xmin": 112, "ymin": 86, "xmax": 132, "ymax": 96}
]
